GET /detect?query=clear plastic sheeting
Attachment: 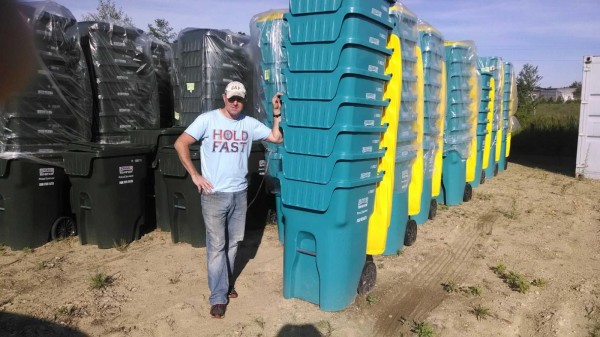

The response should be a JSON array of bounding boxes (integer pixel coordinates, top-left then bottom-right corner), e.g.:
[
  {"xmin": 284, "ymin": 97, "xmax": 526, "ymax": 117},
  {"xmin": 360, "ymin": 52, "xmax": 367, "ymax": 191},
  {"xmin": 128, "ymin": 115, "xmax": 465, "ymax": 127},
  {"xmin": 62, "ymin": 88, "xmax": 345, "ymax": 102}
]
[
  {"xmin": 443, "ymin": 41, "xmax": 477, "ymax": 159},
  {"xmin": 249, "ymin": 9, "xmax": 288, "ymax": 128},
  {"xmin": 149, "ymin": 37, "xmax": 175, "ymax": 128},
  {"xmin": 390, "ymin": 3, "xmax": 419, "ymax": 193},
  {"xmin": 249, "ymin": 9, "xmax": 288, "ymax": 192},
  {"xmin": 418, "ymin": 19, "xmax": 445, "ymax": 178},
  {"xmin": 173, "ymin": 28, "xmax": 252, "ymax": 127},
  {"xmin": 78, "ymin": 21, "xmax": 159, "ymax": 143},
  {"xmin": 0, "ymin": 1, "xmax": 93, "ymax": 155}
]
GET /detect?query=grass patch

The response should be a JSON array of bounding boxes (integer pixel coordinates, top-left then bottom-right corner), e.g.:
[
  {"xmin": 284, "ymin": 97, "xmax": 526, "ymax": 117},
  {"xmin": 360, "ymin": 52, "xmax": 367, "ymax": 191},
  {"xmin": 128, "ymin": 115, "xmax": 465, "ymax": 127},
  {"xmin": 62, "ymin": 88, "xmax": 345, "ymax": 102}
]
[
  {"xmin": 366, "ymin": 294, "xmax": 379, "ymax": 305},
  {"xmin": 491, "ymin": 264, "xmax": 531, "ymax": 293},
  {"xmin": 441, "ymin": 280, "xmax": 459, "ymax": 293},
  {"xmin": 22, "ymin": 247, "xmax": 33, "ymax": 254},
  {"xmin": 471, "ymin": 304, "xmax": 491, "ymax": 320},
  {"xmin": 113, "ymin": 239, "xmax": 130, "ymax": 252},
  {"xmin": 531, "ymin": 278, "xmax": 547, "ymax": 287},
  {"xmin": 512, "ymin": 103, "xmax": 579, "ymax": 157},
  {"xmin": 464, "ymin": 285, "xmax": 482, "ymax": 296},
  {"xmin": 89, "ymin": 272, "xmax": 112, "ymax": 290},
  {"xmin": 317, "ymin": 320, "xmax": 333, "ymax": 337},
  {"xmin": 411, "ymin": 321, "xmax": 435, "ymax": 337}
]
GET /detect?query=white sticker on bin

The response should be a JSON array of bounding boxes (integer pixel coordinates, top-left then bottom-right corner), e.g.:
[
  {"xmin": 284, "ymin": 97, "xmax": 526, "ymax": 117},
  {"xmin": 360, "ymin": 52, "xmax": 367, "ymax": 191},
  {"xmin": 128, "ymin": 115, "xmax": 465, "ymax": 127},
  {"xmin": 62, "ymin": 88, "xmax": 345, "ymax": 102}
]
[
  {"xmin": 358, "ymin": 197, "xmax": 369, "ymax": 209},
  {"xmin": 369, "ymin": 37, "xmax": 380, "ymax": 46},
  {"xmin": 368, "ymin": 65, "xmax": 379, "ymax": 73},
  {"xmin": 360, "ymin": 172, "xmax": 371, "ymax": 179},
  {"xmin": 371, "ymin": 8, "xmax": 382, "ymax": 17},
  {"xmin": 364, "ymin": 120, "xmax": 375, "ymax": 126},
  {"xmin": 362, "ymin": 146, "xmax": 373, "ymax": 153},
  {"xmin": 366, "ymin": 93, "xmax": 376, "ymax": 100}
]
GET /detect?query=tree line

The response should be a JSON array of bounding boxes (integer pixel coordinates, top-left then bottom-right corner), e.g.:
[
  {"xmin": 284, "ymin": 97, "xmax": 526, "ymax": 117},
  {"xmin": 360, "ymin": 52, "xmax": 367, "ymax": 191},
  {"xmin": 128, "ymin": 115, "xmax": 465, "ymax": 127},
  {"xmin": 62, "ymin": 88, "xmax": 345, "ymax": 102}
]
[{"xmin": 81, "ymin": 0, "xmax": 175, "ymax": 43}]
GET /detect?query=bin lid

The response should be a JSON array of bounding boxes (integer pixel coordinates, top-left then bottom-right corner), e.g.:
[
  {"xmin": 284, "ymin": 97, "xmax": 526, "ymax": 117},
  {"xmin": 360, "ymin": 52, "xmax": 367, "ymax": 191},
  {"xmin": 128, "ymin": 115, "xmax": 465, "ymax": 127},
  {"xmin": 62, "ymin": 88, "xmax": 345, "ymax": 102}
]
[
  {"xmin": 64, "ymin": 142, "xmax": 152, "ymax": 176},
  {"xmin": 157, "ymin": 145, "xmax": 200, "ymax": 178}
]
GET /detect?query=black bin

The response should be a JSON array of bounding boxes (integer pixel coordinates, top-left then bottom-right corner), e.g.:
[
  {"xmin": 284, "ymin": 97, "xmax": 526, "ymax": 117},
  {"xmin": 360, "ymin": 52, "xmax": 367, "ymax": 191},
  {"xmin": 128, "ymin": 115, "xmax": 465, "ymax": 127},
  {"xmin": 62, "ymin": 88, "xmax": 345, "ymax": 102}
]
[
  {"xmin": 0, "ymin": 155, "xmax": 70, "ymax": 249},
  {"xmin": 157, "ymin": 146, "xmax": 205, "ymax": 247},
  {"xmin": 128, "ymin": 127, "xmax": 184, "ymax": 231},
  {"xmin": 63, "ymin": 143, "xmax": 151, "ymax": 249}
]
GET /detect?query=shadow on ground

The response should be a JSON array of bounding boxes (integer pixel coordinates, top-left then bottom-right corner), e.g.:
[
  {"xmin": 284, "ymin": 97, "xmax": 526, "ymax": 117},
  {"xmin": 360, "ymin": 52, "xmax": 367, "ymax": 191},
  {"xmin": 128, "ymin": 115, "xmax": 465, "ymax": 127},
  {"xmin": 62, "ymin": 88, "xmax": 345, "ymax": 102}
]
[
  {"xmin": 0, "ymin": 312, "xmax": 88, "ymax": 337},
  {"xmin": 276, "ymin": 324, "xmax": 323, "ymax": 337},
  {"xmin": 508, "ymin": 154, "xmax": 576, "ymax": 177}
]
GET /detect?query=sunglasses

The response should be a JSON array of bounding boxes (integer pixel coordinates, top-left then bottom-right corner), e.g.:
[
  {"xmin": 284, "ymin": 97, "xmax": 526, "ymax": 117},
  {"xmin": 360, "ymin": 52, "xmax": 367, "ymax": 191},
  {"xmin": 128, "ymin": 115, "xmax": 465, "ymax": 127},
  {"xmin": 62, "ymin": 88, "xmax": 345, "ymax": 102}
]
[{"xmin": 227, "ymin": 96, "xmax": 245, "ymax": 103}]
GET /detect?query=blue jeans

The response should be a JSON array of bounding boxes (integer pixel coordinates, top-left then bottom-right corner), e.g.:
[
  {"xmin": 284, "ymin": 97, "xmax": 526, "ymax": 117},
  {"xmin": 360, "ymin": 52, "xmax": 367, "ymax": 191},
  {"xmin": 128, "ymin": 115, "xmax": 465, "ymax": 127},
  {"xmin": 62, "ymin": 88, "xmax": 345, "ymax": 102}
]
[{"xmin": 201, "ymin": 190, "xmax": 247, "ymax": 305}]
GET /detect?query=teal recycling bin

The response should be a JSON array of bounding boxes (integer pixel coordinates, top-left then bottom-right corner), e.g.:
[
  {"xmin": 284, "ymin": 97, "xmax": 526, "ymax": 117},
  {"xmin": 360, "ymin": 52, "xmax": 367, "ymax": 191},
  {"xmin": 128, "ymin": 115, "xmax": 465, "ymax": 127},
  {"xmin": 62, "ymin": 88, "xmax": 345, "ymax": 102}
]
[
  {"xmin": 157, "ymin": 146, "xmax": 205, "ymax": 247},
  {"xmin": 64, "ymin": 143, "xmax": 151, "ymax": 249},
  {"xmin": 0, "ymin": 155, "xmax": 71, "ymax": 249},
  {"xmin": 280, "ymin": 175, "xmax": 381, "ymax": 311}
]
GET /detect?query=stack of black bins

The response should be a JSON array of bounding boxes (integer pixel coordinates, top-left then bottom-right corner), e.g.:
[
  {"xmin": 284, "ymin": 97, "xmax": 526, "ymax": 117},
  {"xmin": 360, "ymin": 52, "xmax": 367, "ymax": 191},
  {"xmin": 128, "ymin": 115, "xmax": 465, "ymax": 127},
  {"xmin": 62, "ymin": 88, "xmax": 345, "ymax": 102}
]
[
  {"xmin": 78, "ymin": 21, "xmax": 159, "ymax": 143},
  {"xmin": 63, "ymin": 143, "xmax": 152, "ymax": 249},
  {"xmin": 150, "ymin": 38, "xmax": 175, "ymax": 128},
  {"xmin": 0, "ymin": 2, "xmax": 92, "ymax": 153},
  {"xmin": 174, "ymin": 28, "xmax": 251, "ymax": 126}
]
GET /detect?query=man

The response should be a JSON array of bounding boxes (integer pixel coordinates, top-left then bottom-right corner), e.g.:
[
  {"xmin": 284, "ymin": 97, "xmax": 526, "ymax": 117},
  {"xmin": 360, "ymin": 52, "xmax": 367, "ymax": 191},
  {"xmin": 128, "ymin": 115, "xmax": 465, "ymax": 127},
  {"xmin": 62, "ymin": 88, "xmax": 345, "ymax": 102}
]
[{"xmin": 174, "ymin": 81, "xmax": 283, "ymax": 318}]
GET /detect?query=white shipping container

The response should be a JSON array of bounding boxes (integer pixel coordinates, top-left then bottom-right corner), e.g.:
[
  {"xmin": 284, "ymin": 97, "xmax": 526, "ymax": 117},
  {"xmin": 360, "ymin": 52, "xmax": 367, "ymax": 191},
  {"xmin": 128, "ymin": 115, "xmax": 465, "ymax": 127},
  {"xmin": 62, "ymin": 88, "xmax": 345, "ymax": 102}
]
[{"xmin": 576, "ymin": 56, "xmax": 600, "ymax": 179}]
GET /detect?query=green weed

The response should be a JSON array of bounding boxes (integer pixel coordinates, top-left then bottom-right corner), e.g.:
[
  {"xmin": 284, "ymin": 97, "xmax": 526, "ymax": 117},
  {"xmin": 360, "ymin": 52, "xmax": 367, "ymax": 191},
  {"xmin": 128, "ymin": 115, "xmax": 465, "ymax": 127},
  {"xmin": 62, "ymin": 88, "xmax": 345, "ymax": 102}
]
[
  {"xmin": 464, "ymin": 285, "xmax": 482, "ymax": 296},
  {"xmin": 113, "ymin": 239, "xmax": 129, "ymax": 252},
  {"xmin": 441, "ymin": 280, "xmax": 459, "ymax": 293},
  {"xmin": 366, "ymin": 295, "xmax": 379, "ymax": 305},
  {"xmin": 531, "ymin": 278, "xmax": 547, "ymax": 287},
  {"xmin": 90, "ymin": 272, "xmax": 112, "ymax": 290},
  {"xmin": 491, "ymin": 264, "xmax": 530, "ymax": 293},
  {"xmin": 22, "ymin": 247, "xmax": 33, "ymax": 254},
  {"xmin": 471, "ymin": 304, "xmax": 491, "ymax": 320},
  {"xmin": 317, "ymin": 320, "xmax": 333, "ymax": 337},
  {"xmin": 411, "ymin": 321, "xmax": 435, "ymax": 337}
]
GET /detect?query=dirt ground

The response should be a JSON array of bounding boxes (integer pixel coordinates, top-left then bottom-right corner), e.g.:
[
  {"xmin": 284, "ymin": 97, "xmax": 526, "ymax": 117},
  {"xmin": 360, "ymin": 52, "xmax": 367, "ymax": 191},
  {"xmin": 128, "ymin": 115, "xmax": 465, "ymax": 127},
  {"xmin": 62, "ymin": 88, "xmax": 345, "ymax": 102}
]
[{"xmin": 1, "ymin": 156, "xmax": 599, "ymax": 337}]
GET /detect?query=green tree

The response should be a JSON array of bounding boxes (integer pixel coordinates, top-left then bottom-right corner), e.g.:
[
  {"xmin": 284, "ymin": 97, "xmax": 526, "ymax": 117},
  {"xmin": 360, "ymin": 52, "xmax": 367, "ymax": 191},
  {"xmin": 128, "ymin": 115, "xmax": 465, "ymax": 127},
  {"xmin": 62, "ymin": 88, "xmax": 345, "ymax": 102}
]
[
  {"xmin": 569, "ymin": 81, "xmax": 582, "ymax": 100},
  {"xmin": 82, "ymin": 0, "xmax": 134, "ymax": 26},
  {"xmin": 517, "ymin": 63, "xmax": 543, "ymax": 115},
  {"xmin": 147, "ymin": 18, "xmax": 176, "ymax": 43}
]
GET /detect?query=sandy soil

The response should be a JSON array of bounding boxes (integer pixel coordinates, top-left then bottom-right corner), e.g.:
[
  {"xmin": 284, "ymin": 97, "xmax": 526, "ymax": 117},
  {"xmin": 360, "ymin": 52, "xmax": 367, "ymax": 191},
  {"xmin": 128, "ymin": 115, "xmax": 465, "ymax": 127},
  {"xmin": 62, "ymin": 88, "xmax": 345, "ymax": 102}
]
[{"xmin": 1, "ymin": 157, "xmax": 599, "ymax": 337}]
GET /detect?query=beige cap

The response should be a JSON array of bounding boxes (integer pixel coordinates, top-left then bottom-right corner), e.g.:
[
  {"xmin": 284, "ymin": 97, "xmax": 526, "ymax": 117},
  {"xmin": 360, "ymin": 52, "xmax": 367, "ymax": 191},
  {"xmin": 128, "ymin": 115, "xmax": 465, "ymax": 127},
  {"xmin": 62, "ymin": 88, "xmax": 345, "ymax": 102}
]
[{"xmin": 224, "ymin": 81, "xmax": 246, "ymax": 99}]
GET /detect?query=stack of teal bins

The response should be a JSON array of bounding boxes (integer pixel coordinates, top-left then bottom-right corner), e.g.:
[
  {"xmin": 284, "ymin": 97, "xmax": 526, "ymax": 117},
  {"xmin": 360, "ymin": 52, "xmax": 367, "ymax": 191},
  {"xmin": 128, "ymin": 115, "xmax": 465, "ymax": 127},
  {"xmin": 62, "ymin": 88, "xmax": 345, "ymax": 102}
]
[
  {"xmin": 280, "ymin": 0, "xmax": 394, "ymax": 311},
  {"xmin": 480, "ymin": 56, "xmax": 503, "ymax": 179},
  {"xmin": 384, "ymin": 3, "xmax": 419, "ymax": 255},
  {"xmin": 475, "ymin": 58, "xmax": 493, "ymax": 186},
  {"xmin": 438, "ymin": 42, "xmax": 474, "ymax": 206},
  {"xmin": 412, "ymin": 21, "xmax": 444, "ymax": 224},
  {"xmin": 498, "ymin": 62, "xmax": 513, "ymax": 173},
  {"xmin": 250, "ymin": 10, "xmax": 289, "ymax": 243}
]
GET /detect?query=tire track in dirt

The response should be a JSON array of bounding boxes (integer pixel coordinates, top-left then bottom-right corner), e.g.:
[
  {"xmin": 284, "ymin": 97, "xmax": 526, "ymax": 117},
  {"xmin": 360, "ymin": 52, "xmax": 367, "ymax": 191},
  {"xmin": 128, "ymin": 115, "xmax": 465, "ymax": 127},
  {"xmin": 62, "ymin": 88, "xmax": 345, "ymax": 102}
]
[{"xmin": 373, "ymin": 222, "xmax": 486, "ymax": 336}]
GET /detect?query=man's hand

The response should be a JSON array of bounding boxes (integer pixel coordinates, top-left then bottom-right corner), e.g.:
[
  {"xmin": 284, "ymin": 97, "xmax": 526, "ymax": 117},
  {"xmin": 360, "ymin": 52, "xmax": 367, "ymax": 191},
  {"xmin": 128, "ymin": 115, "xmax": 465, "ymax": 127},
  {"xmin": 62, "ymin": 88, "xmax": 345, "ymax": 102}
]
[
  {"xmin": 272, "ymin": 92, "xmax": 282, "ymax": 110},
  {"xmin": 191, "ymin": 174, "xmax": 214, "ymax": 194}
]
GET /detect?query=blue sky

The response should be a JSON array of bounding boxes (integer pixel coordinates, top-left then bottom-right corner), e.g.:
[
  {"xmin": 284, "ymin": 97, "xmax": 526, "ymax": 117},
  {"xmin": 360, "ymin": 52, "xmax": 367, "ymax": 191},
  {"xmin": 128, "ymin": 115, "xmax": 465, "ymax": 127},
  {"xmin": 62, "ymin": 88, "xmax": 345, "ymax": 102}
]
[{"xmin": 49, "ymin": 0, "xmax": 600, "ymax": 88}]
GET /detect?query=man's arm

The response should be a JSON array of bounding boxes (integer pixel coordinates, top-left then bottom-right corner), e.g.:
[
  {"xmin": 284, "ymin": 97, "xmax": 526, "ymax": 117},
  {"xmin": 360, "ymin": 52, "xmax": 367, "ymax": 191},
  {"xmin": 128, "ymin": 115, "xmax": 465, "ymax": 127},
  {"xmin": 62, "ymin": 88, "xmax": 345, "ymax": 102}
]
[
  {"xmin": 174, "ymin": 132, "xmax": 214, "ymax": 193},
  {"xmin": 265, "ymin": 93, "xmax": 283, "ymax": 144}
]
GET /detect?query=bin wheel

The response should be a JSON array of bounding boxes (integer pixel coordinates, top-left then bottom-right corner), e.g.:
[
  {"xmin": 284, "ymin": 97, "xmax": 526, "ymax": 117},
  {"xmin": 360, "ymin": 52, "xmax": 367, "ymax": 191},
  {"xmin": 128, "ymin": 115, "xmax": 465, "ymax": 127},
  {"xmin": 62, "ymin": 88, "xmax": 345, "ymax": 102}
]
[
  {"xmin": 428, "ymin": 199, "xmax": 437, "ymax": 220},
  {"xmin": 463, "ymin": 183, "xmax": 473, "ymax": 202},
  {"xmin": 494, "ymin": 163, "xmax": 499, "ymax": 177},
  {"xmin": 504, "ymin": 160, "xmax": 508, "ymax": 171},
  {"xmin": 404, "ymin": 220, "xmax": 417, "ymax": 246},
  {"xmin": 51, "ymin": 216, "xmax": 77, "ymax": 241},
  {"xmin": 480, "ymin": 170, "xmax": 486, "ymax": 185},
  {"xmin": 357, "ymin": 258, "xmax": 377, "ymax": 296}
]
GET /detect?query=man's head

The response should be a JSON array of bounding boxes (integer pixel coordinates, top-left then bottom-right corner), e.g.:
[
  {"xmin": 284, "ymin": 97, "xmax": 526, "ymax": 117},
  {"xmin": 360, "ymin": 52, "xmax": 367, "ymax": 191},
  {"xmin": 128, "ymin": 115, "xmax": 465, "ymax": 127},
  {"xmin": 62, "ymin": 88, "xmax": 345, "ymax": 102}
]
[{"xmin": 222, "ymin": 81, "xmax": 246, "ymax": 118}]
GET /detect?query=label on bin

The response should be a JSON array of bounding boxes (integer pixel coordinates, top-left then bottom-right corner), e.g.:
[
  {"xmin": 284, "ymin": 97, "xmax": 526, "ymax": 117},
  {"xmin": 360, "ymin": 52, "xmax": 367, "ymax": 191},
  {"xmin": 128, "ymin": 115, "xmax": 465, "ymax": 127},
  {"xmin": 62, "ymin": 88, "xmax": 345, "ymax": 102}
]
[
  {"xmin": 360, "ymin": 172, "xmax": 371, "ymax": 179},
  {"xmin": 371, "ymin": 8, "xmax": 382, "ymax": 17},
  {"xmin": 356, "ymin": 196, "xmax": 370, "ymax": 223},
  {"xmin": 368, "ymin": 65, "xmax": 379, "ymax": 73},
  {"xmin": 38, "ymin": 168, "xmax": 55, "ymax": 187},
  {"xmin": 369, "ymin": 37, "xmax": 380, "ymax": 46},
  {"xmin": 362, "ymin": 146, "xmax": 373, "ymax": 153},
  {"xmin": 364, "ymin": 120, "xmax": 375, "ymax": 127},
  {"xmin": 366, "ymin": 93, "xmax": 376, "ymax": 100},
  {"xmin": 118, "ymin": 165, "xmax": 135, "ymax": 185}
]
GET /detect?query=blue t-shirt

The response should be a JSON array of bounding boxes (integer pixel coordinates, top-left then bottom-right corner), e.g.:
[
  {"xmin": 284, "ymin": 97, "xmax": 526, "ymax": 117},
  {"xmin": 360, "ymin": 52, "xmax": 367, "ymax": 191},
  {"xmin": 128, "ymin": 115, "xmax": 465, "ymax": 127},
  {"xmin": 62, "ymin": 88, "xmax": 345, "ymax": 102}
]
[{"xmin": 184, "ymin": 109, "xmax": 271, "ymax": 192}]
